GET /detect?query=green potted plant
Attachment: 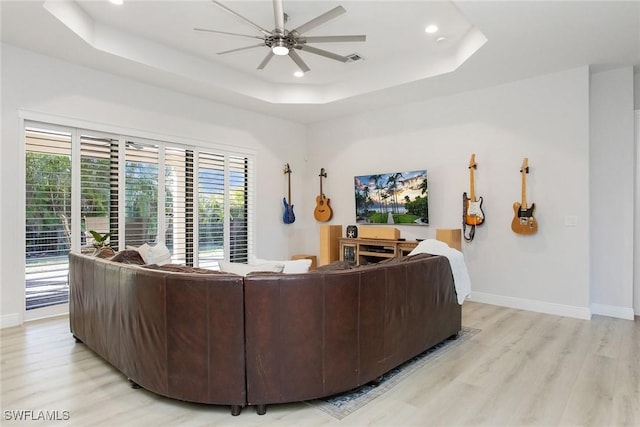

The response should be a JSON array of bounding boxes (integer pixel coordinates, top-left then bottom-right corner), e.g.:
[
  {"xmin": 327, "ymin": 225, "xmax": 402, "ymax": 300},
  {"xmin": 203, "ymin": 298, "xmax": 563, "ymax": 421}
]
[{"xmin": 89, "ymin": 230, "xmax": 114, "ymax": 257}]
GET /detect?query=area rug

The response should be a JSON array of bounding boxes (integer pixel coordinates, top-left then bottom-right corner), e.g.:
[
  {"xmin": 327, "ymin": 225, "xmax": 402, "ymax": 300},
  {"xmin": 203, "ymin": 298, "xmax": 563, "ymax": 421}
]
[{"xmin": 307, "ymin": 326, "xmax": 480, "ymax": 420}]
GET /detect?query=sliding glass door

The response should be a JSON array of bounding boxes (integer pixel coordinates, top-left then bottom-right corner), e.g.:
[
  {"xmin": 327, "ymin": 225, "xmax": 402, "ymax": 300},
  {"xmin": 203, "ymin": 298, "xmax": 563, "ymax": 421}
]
[
  {"xmin": 24, "ymin": 121, "xmax": 254, "ymax": 312},
  {"xmin": 24, "ymin": 127, "xmax": 72, "ymax": 310}
]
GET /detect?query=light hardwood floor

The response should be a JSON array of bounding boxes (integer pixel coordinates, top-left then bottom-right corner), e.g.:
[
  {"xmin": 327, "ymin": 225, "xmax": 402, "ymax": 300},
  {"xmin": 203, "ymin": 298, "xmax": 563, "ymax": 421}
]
[{"xmin": 1, "ymin": 302, "xmax": 638, "ymax": 427}]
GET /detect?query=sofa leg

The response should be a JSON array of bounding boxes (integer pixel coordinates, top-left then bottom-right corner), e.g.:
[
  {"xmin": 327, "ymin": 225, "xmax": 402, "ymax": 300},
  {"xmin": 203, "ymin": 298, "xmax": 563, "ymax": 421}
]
[
  {"xmin": 230, "ymin": 405, "xmax": 242, "ymax": 416},
  {"xmin": 448, "ymin": 332, "xmax": 460, "ymax": 340},
  {"xmin": 255, "ymin": 404, "xmax": 267, "ymax": 415},
  {"xmin": 370, "ymin": 375, "xmax": 384, "ymax": 387},
  {"xmin": 128, "ymin": 378, "xmax": 141, "ymax": 389},
  {"xmin": 73, "ymin": 335, "xmax": 83, "ymax": 343}
]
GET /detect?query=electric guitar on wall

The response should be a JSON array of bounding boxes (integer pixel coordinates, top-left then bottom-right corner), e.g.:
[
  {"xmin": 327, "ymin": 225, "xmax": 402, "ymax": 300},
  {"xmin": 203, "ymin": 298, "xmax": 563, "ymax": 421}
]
[
  {"xmin": 282, "ymin": 163, "xmax": 295, "ymax": 224},
  {"xmin": 463, "ymin": 154, "xmax": 485, "ymax": 226},
  {"xmin": 511, "ymin": 157, "xmax": 538, "ymax": 234},
  {"xmin": 463, "ymin": 154, "xmax": 484, "ymax": 242},
  {"xmin": 313, "ymin": 168, "xmax": 333, "ymax": 222}
]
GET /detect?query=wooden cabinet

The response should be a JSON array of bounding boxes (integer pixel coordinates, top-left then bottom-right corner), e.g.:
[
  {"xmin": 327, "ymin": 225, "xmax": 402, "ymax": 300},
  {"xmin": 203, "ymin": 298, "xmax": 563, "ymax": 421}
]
[
  {"xmin": 319, "ymin": 225, "xmax": 342, "ymax": 266},
  {"xmin": 339, "ymin": 238, "xmax": 418, "ymax": 266},
  {"xmin": 435, "ymin": 228, "xmax": 462, "ymax": 251}
]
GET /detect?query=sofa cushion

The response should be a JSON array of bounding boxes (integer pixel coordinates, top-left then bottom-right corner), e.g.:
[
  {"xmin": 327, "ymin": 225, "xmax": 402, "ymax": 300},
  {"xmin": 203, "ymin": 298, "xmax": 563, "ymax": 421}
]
[
  {"xmin": 94, "ymin": 247, "xmax": 116, "ymax": 258},
  {"xmin": 142, "ymin": 264, "xmax": 223, "ymax": 274},
  {"xmin": 314, "ymin": 261, "xmax": 353, "ymax": 271},
  {"xmin": 127, "ymin": 243, "xmax": 151, "ymax": 263},
  {"xmin": 110, "ymin": 249, "xmax": 146, "ymax": 265},
  {"xmin": 250, "ymin": 257, "xmax": 312, "ymax": 274},
  {"xmin": 376, "ymin": 252, "xmax": 434, "ymax": 264},
  {"xmin": 218, "ymin": 260, "xmax": 284, "ymax": 276},
  {"xmin": 145, "ymin": 242, "xmax": 172, "ymax": 265}
]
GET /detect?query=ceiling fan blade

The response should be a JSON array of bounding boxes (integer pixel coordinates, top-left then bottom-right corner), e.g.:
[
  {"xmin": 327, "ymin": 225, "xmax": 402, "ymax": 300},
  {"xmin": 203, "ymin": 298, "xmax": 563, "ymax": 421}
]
[
  {"xmin": 217, "ymin": 43, "xmax": 265, "ymax": 55},
  {"xmin": 194, "ymin": 28, "xmax": 264, "ymax": 40},
  {"xmin": 288, "ymin": 50, "xmax": 310, "ymax": 73},
  {"xmin": 298, "ymin": 45, "xmax": 349, "ymax": 63},
  {"xmin": 302, "ymin": 35, "xmax": 366, "ymax": 43},
  {"xmin": 292, "ymin": 6, "xmax": 346, "ymax": 35},
  {"xmin": 273, "ymin": 0, "xmax": 285, "ymax": 34},
  {"xmin": 257, "ymin": 51, "xmax": 275, "ymax": 70},
  {"xmin": 210, "ymin": 1, "xmax": 272, "ymax": 37}
]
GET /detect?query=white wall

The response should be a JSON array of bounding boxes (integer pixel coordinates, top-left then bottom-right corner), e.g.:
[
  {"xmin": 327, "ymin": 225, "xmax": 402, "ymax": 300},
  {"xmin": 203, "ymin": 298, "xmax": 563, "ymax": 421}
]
[
  {"xmin": 590, "ymin": 67, "xmax": 635, "ymax": 320},
  {"xmin": 635, "ymin": 72, "xmax": 640, "ymax": 110},
  {"xmin": 635, "ymin": 109, "xmax": 640, "ymax": 316},
  {"xmin": 0, "ymin": 44, "xmax": 307, "ymax": 327},
  {"xmin": 305, "ymin": 67, "xmax": 592, "ymax": 318}
]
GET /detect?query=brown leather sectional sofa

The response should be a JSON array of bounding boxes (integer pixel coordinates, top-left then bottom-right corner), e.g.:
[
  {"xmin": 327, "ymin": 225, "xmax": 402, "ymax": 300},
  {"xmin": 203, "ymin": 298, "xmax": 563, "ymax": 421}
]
[{"xmin": 69, "ymin": 251, "xmax": 461, "ymax": 416}]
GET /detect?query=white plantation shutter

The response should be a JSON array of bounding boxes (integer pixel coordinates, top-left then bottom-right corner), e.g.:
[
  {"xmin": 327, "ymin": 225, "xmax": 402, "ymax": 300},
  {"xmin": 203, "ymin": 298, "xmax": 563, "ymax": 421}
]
[
  {"xmin": 197, "ymin": 151, "xmax": 225, "ymax": 268},
  {"xmin": 124, "ymin": 142, "xmax": 159, "ymax": 247},
  {"xmin": 197, "ymin": 151, "xmax": 253, "ymax": 268},
  {"xmin": 80, "ymin": 135, "xmax": 114, "ymax": 247},
  {"xmin": 165, "ymin": 147, "xmax": 191, "ymax": 264},
  {"xmin": 228, "ymin": 155, "xmax": 252, "ymax": 263},
  {"xmin": 24, "ymin": 120, "xmax": 254, "ymax": 310}
]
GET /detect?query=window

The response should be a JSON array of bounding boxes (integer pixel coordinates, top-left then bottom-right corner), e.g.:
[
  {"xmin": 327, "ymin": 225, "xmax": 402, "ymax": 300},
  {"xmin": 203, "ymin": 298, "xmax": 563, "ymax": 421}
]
[
  {"xmin": 228, "ymin": 155, "xmax": 251, "ymax": 263},
  {"xmin": 165, "ymin": 147, "xmax": 190, "ymax": 265},
  {"xmin": 80, "ymin": 135, "xmax": 114, "ymax": 248},
  {"xmin": 124, "ymin": 142, "xmax": 159, "ymax": 247},
  {"xmin": 24, "ymin": 121, "xmax": 255, "ymax": 310},
  {"xmin": 25, "ymin": 128, "xmax": 72, "ymax": 310},
  {"xmin": 197, "ymin": 151, "xmax": 224, "ymax": 267}
]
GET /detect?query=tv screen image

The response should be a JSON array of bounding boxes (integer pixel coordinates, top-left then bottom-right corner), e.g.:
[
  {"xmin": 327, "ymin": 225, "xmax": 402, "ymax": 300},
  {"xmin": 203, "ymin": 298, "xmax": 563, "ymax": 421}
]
[{"xmin": 354, "ymin": 169, "xmax": 428, "ymax": 226}]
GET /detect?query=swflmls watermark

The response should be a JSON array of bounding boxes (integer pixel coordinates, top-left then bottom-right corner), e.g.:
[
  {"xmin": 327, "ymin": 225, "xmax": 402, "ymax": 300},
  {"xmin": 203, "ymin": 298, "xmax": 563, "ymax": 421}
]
[{"xmin": 3, "ymin": 410, "xmax": 70, "ymax": 422}]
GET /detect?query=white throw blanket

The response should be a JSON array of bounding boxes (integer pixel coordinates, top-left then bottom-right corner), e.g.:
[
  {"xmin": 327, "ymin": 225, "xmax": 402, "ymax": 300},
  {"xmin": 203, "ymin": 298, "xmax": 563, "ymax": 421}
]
[{"xmin": 408, "ymin": 239, "xmax": 471, "ymax": 304}]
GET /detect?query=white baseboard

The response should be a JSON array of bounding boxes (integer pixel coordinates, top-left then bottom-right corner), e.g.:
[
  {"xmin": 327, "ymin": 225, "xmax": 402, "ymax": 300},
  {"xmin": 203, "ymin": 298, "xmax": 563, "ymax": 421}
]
[
  {"xmin": 0, "ymin": 313, "xmax": 22, "ymax": 329},
  {"xmin": 468, "ymin": 292, "xmax": 592, "ymax": 320},
  {"xmin": 590, "ymin": 303, "xmax": 635, "ymax": 320},
  {"xmin": 1, "ymin": 304, "xmax": 69, "ymax": 329},
  {"xmin": 24, "ymin": 303, "xmax": 68, "ymax": 322}
]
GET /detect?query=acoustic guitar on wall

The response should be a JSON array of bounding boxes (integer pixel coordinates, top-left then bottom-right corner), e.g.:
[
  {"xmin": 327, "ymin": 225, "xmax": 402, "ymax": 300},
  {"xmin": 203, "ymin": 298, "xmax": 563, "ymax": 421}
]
[
  {"xmin": 313, "ymin": 168, "xmax": 333, "ymax": 222},
  {"xmin": 511, "ymin": 157, "xmax": 538, "ymax": 234},
  {"xmin": 282, "ymin": 163, "xmax": 295, "ymax": 224}
]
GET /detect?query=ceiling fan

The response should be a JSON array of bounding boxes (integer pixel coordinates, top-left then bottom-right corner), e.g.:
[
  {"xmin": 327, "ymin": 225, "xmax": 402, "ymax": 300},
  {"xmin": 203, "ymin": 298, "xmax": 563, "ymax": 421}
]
[{"xmin": 195, "ymin": 0, "xmax": 366, "ymax": 73}]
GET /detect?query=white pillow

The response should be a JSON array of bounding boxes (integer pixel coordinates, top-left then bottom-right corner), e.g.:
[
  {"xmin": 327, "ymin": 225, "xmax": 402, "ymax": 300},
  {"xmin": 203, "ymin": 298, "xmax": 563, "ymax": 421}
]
[
  {"xmin": 218, "ymin": 260, "xmax": 284, "ymax": 276},
  {"xmin": 250, "ymin": 257, "xmax": 312, "ymax": 274},
  {"xmin": 145, "ymin": 242, "xmax": 172, "ymax": 265}
]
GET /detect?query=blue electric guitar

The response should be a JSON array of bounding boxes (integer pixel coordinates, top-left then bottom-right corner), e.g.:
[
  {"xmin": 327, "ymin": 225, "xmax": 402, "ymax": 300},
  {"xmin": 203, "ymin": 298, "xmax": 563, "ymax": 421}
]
[{"xmin": 282, "ymin": 163, "xmax": 295, "ymax": 224}]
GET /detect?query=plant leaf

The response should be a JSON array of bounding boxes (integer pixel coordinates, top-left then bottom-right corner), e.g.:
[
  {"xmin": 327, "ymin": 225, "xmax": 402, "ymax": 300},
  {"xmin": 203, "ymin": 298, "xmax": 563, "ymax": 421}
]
[{"xmin": 89, "ymin": 230, "xmax": 103, "ymax": 242}]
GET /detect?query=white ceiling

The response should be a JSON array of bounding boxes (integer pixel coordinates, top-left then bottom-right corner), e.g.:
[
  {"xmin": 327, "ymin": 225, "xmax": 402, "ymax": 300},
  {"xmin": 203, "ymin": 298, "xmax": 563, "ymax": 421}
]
[{"xmin": 2, "ymin": 0, "xmax": 639, "ymax": 124}]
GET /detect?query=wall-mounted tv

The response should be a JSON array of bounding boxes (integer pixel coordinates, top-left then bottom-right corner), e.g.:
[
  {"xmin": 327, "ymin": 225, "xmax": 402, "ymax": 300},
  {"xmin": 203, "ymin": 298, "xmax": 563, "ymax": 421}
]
[{"xmin": 354, "ymin": 169, "xmax": 428, "ymax": 225}]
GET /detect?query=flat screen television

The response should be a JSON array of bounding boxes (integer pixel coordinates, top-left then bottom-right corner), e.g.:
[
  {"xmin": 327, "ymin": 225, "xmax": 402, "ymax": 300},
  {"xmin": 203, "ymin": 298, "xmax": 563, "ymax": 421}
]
[{"xmin": 354, "ymin": 169, "xmax": 428, "ymax": 225}]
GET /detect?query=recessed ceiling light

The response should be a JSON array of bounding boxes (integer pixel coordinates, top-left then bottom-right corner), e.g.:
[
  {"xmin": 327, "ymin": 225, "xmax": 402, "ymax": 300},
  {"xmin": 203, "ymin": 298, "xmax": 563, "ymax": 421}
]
[
  {"xmin": 109, "ymin": 0, "xmax": 124, "ymax": 5},
  {"xmin": 294, "ymin": 71, "xmax": 304, "ymax": 78},
  {"xmin": 425, "ymin": 25, "xmax": 439, "ymax": 34}
]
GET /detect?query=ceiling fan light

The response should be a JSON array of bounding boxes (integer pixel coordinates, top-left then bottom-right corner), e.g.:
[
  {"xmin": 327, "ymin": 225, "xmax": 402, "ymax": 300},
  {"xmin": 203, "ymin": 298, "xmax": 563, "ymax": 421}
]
[
  {"xmin": 272, "ymin": 40, "xmax": 289, "ymax": 56},
  {"xmin": 273, "ymin": 46, "xmax": 289, "ymax": 55}
]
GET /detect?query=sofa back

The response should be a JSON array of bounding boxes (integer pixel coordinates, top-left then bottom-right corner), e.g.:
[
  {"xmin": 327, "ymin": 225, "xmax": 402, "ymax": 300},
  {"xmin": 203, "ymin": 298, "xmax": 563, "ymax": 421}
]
[
  {"xmin": 69, "ymin": 252, "xmax": 246, "ymax": 405},
  {"xmin": 243, "ymin": 255, "xmax": 461, "ymax": 405},
  {"xmin": 69, "ymin": 252, "xmax": 461, "ymax": 410}
]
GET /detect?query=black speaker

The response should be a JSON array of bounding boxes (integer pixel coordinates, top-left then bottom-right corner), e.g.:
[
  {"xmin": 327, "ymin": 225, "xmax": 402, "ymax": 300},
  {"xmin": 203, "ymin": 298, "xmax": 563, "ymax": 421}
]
[{"xmin": 346, "ymin": 225, "xmax": 358, "ymax": 239}]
